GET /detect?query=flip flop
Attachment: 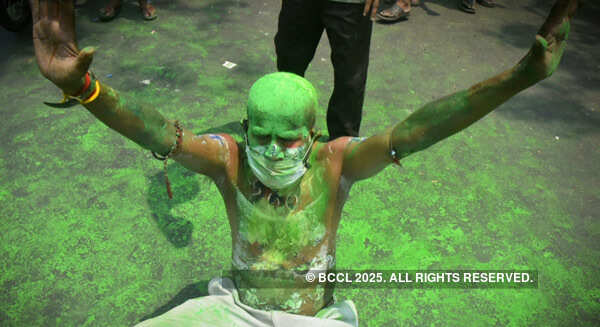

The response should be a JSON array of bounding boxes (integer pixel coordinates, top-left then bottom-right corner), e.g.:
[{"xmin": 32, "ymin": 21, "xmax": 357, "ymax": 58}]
[
  {"xmin": 99, "ymin": 3, "xmax": 122, "ymax": 22},
  {"xmin": 459, "ymin": 0, "xmax": 476, "ymax": 14},
  {"xmin": 376, "ymin": 3, "xmax": 410, "ymax": 22},
  {"xmin": 140, "ymin": 3, "xmax": 157, "ymax": 21},
  {"xmin": 476, "ymin": 0, "xmax": 496, "ymax": 8}
]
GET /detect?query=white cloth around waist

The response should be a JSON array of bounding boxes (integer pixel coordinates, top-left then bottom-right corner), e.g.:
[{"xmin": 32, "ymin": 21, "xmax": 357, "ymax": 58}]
[{"xmin": 135, "ymin": 277, "xmax": 358, "ymax": 327}]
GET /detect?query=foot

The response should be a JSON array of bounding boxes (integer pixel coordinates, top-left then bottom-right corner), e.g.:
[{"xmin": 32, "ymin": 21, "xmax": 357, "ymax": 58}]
[
  {"xmin": 139, "ymin": 0, "xmax": 157, "ymax": 21},
  {"xmin": 376, "ymin": 2, "xmax": 410, "ymax": 22},
  {"xmin": 459, "ymin": 0, "xmax": 476, "ymax": 14},
  {"xmin": 99, "ymin": 0, "xmax": 122, "ymax": 22}
]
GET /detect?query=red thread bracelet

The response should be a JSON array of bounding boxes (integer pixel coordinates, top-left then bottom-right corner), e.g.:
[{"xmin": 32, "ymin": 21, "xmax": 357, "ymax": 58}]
[{"xmin": 72, "ymin": 72, "xmax": 91, "ymax": 97}]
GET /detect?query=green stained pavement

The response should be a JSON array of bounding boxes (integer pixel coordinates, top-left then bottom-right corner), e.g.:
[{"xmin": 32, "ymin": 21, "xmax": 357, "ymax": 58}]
[{"xmin": 1, "ymin": 0, "xmax": 598, "ymax": 326}]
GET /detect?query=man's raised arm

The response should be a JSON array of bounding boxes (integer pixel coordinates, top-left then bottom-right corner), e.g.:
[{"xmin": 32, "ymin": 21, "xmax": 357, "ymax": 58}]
[
  {"xmin": 30, "ymin": 0, "xmax": 232, "ymax": 178},
  {"xmin": 341, "ymin": 0, "xmax": 577, "ymax": 182}
]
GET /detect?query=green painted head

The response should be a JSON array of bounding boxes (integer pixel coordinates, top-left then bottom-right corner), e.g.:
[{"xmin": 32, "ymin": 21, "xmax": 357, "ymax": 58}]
[
  {"xmin": 244, "ymin": 72, "xmax": 319, "ymax": 190},
  {"xmin": 246, "ymin": 72, "xmax": 317, "ymax": 149}
]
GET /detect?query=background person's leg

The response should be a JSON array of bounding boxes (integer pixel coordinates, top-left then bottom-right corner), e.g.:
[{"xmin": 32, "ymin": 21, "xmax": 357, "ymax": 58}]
[
  {"xmin": 274, "ymin": 0, "xmax": 324, "ymax": 77},
  {"xmin": 323, "ymin": 2, "xmax": 373, "ymax": 139}
]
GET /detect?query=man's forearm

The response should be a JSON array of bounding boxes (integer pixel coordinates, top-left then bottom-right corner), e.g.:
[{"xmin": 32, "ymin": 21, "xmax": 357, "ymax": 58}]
[
  {"xmin": 391, "ymin": 64, "xmax": 538, "ymax": 159},
  {"xmin": 82, "ymin": 82, "xmax": 176, "ymax": 155}
]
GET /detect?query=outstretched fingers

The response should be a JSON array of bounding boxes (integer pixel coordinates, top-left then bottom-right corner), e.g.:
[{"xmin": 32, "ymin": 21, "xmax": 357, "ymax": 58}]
[
  {"xmin": 34, "ymin": 0, "xmax": 79, "ymax": 53},
  {"xmin": 40, "ymin": 0, "xmax": 48, "ymax": 20},
  {"xmin": 537, "ymin": 0, "xmax": 577, "ymax": 40},
  {"xmin": 29, "ymin": 0, "xmax": 39, "ymax": 23},
  {"xmin": 31, "ymin": 1, "xmax": 75, "ymax": 26},
  {"xmin": 30, "ymin": 0, "xmax": 87, "ymax": 93},
  {"xmin": 45, "ymin": 0, "xmax": 58, "ymax": 20},
  {"xmin": 57, "ymin": 0, "xmax": 76, "ymax": 37}
]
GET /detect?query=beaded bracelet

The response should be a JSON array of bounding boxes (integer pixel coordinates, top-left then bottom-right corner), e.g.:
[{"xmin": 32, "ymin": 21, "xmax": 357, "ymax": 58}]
[
  {"xmin": 389, "ymin": 132, "xmax": 402, "ymax": 166},
  {"xmin": 152, "ymin": 121, "xmax": 183, "ymax": 199}
]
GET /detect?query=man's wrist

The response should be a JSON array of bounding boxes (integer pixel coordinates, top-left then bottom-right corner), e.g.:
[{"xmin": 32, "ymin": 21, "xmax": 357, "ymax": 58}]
[
  {"xmin": 46, "ymin": 72, "xmax": 101, "ymax": 108},
  {"xmin": 78, "ymin": 73, "xmax": 99, "ymax": 102},
  {"xmin": 65, "ymin": 72, "xmax": 99, "ymax": 103},
  {"xmin": 68, "ymin": 72, "xmax": 92, "ymax": 97},
  {"xmin": 512, "ymin": 55, "xmax": 543, "ymax": 89},
  {"xmin": 61, "ymin": 73, "xmax": 87, "ymax": 97}
]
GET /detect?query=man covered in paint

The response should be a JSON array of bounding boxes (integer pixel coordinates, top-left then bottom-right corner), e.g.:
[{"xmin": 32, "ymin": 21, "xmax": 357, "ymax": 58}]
[{"xmin": 29, "ymin": 0, "xmax": 577, "ymax": 326}]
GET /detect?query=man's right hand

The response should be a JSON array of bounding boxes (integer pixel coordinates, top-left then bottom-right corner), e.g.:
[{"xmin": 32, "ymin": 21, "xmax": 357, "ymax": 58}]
[
  {"xmin": 30, "ymin": 0, "xmax": 94, "ymax": 95},
  {"xmin": 363, "ymin": 0, "xmax": 380, "ymax": 21}
]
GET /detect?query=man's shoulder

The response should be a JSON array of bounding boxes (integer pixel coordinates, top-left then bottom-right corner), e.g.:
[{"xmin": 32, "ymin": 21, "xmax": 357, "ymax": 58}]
[
  {"xmin": 193, "ymin": 133, "xmax": 239, "ymax": 153},
  {"xmin": 313, "ymin": 137, "xmax": 355, "ymax": 161}
]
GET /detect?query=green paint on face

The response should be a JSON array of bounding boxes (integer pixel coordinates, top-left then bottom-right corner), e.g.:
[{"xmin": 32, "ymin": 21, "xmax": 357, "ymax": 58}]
[{"xmin": 246, "ymin": 72, "xmax": 318, "ymax": 148}]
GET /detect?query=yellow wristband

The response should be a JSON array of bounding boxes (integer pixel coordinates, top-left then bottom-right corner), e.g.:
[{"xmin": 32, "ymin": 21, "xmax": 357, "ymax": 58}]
[{"xmin": 81, "ymin": 80, "xmax": 101, "ymax": 105}]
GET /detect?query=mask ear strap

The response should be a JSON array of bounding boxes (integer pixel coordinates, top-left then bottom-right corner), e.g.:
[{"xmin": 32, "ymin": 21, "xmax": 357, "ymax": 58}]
[
  {"xmin": 302, "ymin": 130, "xmax": 321, "ymax": 169},
  {"xmin": 312, "ymin": 129, "xmax": 322, "ymax": 141},
  {"xmin": 241, "ymin": 119, "xmax": 249, "ymax": 145}
]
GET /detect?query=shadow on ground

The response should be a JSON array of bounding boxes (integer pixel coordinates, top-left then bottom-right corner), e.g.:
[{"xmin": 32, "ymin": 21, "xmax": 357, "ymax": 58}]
[
  {"xmin": 147, "ymin": 165, "xmax": 198, "ymax": 248},
  {"xmin": 145, "ymin": 121, "xmax": 243, "ymax": 248},
  {"xmin": 138, "ymin": 280, "xmax": 211, "ymax": 322}
]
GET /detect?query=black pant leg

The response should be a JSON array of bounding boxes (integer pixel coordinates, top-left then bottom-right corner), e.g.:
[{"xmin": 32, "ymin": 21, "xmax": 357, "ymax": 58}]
[
  {"xmin": 322, "ymin": 1, "xmax": 373, "ymax": 138},
  {"xmin": 274, "ymin": 0, "xmax": 324, "ymax": 77}
]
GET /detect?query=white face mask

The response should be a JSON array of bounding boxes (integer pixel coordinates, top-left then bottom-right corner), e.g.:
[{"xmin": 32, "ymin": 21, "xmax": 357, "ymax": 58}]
[{"xmin": 245, "ymin": 134, "xmax": 315, "ymax": 190}]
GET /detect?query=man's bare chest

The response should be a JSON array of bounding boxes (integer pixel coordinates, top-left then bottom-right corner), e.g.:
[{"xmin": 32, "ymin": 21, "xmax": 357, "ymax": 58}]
[
  {"xmin": 236, "ymin": 180, "xmax": 329, "ymax": 241},
  {"xmin": 229, "ymin": 166, "xmax": 335, "ymax": 268}
]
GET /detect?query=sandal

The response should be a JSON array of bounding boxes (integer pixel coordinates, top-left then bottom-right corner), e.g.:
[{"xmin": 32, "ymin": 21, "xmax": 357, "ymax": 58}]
[
  {"xmin": 459, "ymin": 0, "xmax": 476, "ymax": 14},
  {"xmin": 99, "ymin": 1, "xmax": 122, "ymax": 22},
  {"xmin": 476, "ymin": 0, "xmax": 496, "ymax": 8},
  {"xmin": 376, "ymin": 2, "xmax": 410, "ymax": 22},
  {"xmin": 139, "ymin": 1, "xmax": 157, "ymax": 21}
]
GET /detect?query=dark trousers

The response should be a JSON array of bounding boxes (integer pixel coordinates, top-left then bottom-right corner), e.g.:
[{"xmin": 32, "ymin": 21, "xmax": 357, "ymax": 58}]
[{"xmin": 275, "ymin": 0, "xmax": 373, "ymax": 139}]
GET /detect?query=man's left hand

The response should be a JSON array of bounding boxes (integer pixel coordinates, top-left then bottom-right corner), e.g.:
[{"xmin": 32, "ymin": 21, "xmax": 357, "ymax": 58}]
[{"xmin": 517, "ymin": 0, "xmax": 578, "ymax": 83}]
